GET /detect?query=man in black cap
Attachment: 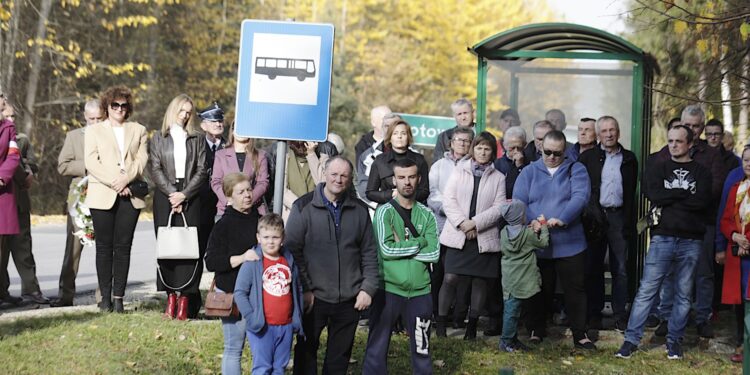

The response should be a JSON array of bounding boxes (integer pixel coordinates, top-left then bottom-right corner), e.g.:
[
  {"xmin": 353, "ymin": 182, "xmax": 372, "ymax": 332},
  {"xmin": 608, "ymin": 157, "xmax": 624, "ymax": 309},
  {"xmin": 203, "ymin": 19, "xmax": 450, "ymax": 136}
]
[{"xmin": 195, "ymin": 102, "xmax": 225, "ymax": 317}]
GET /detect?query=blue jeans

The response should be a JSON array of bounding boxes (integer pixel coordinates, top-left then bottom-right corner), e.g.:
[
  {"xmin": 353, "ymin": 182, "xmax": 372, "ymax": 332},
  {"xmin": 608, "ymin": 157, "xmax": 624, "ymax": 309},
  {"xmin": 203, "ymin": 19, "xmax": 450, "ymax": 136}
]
[
  {"xmin": 656, "ymin": 226, "xmax": 715, "ymax": 324},
  {"xmin": 248, "ymin": 324, "xmax": 294, "ymax": 375},
  {"xmin": 624, "ymin": 235, "xmax": 701, "ymax": 345},
  {"xmin": 221, "ymin": 315, "xmax": 247, "ymax": 375},
  {"xmin": 501, "ymin": 296, "xmax": 523, "ymax": 344}
]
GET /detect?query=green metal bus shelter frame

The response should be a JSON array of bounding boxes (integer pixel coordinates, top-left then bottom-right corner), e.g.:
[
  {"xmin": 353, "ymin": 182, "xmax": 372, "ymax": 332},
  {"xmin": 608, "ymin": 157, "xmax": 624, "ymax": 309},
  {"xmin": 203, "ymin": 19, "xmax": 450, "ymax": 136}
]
[{"xmin": 469, "ymin": 23, "xmax": 657, "ymax": 294}]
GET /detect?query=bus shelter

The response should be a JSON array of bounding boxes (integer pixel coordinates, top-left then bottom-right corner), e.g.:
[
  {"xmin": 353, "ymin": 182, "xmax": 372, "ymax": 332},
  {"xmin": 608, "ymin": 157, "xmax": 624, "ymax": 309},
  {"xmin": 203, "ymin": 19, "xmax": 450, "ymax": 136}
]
[{"xmin": 469, "ymin": 23, "xmax": 657, "ymax": 294}]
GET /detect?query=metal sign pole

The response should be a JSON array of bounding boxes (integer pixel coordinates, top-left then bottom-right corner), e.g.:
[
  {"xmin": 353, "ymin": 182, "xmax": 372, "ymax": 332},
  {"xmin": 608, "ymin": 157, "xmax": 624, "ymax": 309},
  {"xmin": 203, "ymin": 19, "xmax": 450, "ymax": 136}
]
[{"xmin": 272, "ymin": 141, "xmax": 287, "ymax": 214}]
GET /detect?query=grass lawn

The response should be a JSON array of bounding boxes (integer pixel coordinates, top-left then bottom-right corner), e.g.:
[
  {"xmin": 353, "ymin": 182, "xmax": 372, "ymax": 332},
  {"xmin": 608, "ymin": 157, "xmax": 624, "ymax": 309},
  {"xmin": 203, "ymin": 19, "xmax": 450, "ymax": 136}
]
[{"xmin": 0, "ymin": 303, "xmax": 743, "ymax": 374}]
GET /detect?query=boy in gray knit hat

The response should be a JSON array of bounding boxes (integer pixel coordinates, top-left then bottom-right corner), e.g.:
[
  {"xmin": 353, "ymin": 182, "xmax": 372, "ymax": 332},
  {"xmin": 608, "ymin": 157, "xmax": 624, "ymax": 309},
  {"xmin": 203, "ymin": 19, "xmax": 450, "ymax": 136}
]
[{"xmin": 499, "ymin": 199, "xmax": 549, "ymax": 352}]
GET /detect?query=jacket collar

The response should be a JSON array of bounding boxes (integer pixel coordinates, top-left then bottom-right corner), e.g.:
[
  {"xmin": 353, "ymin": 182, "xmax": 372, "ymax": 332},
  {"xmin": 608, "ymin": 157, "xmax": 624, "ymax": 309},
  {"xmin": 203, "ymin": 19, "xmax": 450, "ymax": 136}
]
[
  {"xmin": 252, "ymin": 244, "xmax": 295, "ymax": 268},
  {"xmin": 311, "ymin": 182, "xmax": 356, "ymax": 209},
  {"xmin": 531, "ymin": 157, "xmax": 574, "ymax": 175}
]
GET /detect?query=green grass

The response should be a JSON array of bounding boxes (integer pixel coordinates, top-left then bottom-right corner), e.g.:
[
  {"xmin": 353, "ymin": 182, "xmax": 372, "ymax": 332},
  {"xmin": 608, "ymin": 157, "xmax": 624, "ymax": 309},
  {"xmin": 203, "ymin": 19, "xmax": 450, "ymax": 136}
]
[{"xmin": 0, "ymin": 304, "xmax": 743, "ymax": 374}]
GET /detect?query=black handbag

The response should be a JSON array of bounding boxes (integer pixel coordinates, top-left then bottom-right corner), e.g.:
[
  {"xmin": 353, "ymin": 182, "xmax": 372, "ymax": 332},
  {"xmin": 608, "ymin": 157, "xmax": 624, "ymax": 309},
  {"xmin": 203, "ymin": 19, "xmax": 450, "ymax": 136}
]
[
  {"xmin": 127, "ymin": 179, "xmax": 149, "ymax": 198},
  {"xmin": 581, "ymin": 200, "xmax": 608, "ymax": 243}
]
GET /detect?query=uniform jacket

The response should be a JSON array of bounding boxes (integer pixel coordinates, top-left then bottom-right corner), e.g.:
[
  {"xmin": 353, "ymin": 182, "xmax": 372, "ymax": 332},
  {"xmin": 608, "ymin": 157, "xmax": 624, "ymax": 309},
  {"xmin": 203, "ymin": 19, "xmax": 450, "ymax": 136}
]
[
  {"xmin": 0, "ymin": 118, "xmax": 20, "ymax": 234},
  {"xmin": 285, "ymin": 184, "xmax": 380, "ymax": 303},
  {"xmin": 84, "ymin": 120, "xmax": 148, "ymax": 210},
  {"xmin": 233, "ymin": 245, "xmax": 304, "ymax": 336},
  {"xmin": 210, "ymin": 147, "xmax": 269, "ymax": 215},
  {"xmin": 148, "ymin": 131, "xmax": 207, "ymax": 200},
  {"xmin": 439, "ymin": 158, "xmax": 506, "ymax": 253},
  {"xmin": 372, "ymin": 200, "xmax": 439, "ymax": 298}
]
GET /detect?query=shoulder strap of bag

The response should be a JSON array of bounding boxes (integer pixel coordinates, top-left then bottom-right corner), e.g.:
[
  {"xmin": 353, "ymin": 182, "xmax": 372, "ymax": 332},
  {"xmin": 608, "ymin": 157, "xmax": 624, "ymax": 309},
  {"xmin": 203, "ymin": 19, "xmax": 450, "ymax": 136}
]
[
  {"xmin": 389, "ymin": 199, "xmax": 420, "ymax": 238},
  {"xmin": 157, "ymin": 260, "xmax": 201, "ymax": 291}
]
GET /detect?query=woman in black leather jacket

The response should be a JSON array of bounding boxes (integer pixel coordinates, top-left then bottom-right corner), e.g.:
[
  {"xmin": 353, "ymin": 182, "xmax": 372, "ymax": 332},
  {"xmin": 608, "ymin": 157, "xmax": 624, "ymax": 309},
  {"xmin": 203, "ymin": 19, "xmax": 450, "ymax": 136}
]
[
  {"xmin": 148, "ymin": 93, "xmax": 206, "ymax": 320},
  {"xmin": 365, "ymin": 119, "xmax": 429, "ymax": 204}
]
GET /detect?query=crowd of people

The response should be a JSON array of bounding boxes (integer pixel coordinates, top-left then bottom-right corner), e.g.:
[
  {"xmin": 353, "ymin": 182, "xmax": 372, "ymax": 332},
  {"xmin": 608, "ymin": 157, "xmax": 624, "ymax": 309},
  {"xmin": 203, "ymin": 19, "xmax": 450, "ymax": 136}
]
[{"xmin": 0, "ymin": 86, "xmax": 748, "ymax": 373}]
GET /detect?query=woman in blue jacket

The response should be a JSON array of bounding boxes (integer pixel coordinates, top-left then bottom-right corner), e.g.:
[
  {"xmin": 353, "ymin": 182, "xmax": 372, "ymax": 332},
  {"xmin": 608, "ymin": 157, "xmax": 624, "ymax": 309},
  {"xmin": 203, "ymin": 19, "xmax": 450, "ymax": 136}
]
[{"xmin": 513, "ymin": 130, "xmax": 593, "ymax": 350}]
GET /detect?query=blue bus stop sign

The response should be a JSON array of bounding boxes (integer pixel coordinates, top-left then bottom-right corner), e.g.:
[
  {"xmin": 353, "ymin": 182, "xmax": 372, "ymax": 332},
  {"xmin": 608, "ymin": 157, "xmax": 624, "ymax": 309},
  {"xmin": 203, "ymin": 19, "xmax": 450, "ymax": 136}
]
[{"xmin": 234, "ymin": 20, "xmax": 334, "ymax": 142}]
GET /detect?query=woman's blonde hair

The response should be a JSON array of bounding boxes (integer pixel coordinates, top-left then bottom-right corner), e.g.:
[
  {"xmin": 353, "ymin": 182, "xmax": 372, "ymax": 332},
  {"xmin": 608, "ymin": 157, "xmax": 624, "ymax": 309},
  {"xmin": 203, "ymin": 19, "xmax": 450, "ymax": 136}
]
[
  {"xmin": 222, "ymin": 172, "xmax": 250, "ymax": 198},
  {"xmin": 160, "ymin": 94, "xmax": 197, "ymax": 136}
]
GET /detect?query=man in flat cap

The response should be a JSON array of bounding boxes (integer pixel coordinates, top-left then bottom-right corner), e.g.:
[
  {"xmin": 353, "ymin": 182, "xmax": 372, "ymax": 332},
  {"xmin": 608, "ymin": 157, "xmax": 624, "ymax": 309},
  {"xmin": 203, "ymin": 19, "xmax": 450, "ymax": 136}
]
[{"xmin": 195, "ymin": 102, "xmax": 226, "ymax": 317}]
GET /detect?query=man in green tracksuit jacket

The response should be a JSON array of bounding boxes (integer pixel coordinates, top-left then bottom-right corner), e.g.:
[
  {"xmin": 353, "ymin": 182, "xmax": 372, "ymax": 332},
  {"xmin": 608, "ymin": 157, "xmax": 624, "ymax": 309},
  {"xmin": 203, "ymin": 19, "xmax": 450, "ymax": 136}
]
[{"xmin": 363, "ymin": 158, "xmax": 439, "ymax": 375}]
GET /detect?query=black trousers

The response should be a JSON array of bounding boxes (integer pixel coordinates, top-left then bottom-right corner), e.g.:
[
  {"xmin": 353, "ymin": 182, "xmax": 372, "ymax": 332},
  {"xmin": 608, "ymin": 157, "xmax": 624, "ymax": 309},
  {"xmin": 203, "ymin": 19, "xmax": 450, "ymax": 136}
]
[
  {"xmin": 90, "ymin": 197, "xmax": 140, "ymax": 299},
  {"xmin": 526, "ymin": 251, "xmax": 587, "ymax": 340},
  {"xmin": 293, "ymin": 298, "xmax": 359, "ymax": 375}
]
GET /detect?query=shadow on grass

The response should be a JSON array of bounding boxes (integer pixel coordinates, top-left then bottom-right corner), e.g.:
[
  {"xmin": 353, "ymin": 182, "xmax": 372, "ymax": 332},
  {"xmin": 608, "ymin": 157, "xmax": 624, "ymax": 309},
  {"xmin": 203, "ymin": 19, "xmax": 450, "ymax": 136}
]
[{"xmin": 0, "ymin": 311, "xmax": 101, "ymax": 339}]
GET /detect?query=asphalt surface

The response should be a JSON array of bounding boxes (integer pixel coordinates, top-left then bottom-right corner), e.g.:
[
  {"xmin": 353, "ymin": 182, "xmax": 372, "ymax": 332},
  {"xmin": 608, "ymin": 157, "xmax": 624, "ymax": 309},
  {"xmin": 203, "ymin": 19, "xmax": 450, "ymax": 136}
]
[{"xmin": 6, "ymin": 220, "xmax": 158, "ymax": 299}]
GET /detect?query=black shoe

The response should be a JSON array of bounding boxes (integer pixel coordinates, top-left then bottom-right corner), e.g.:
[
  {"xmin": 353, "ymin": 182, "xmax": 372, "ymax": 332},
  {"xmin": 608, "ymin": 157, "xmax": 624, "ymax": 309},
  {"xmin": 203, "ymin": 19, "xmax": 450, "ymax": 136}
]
[
  {"xmin": 696, "ymin": 322, "xmax": 714, "ymax": 338},
  {"xmin": 464, "ymin": 318, "xmax": 478, "ymax": 340},
  {"xmin": 435, "ymin": 316, "xmax": 448, "ymax": 337},
  {"xmin": 655, "ymin": 320, "xmax": 668, "ymax": 337},
  {"xmin": 50, "ymin": 298, "xmax": 74, "ymax": 307},
  {"xmin": 645, "ymin": 315, "xmax": 660, "ymax": 328},
  {"xmin": 1, "ymin": 295, "xmax": 23, "ymax": 306},
  {"xmin": 615, "ymin": 341, "xmax": 638, "ymax": 359},
  {"xmin": 574, "ymin": 335, "xmax": 597, "ymax": 350},
  {"xmin": 113, "ymin": 298, "xmax": 124, "ymax": 313},
  {"xmin": 22, "ymin": 292, "xmax": 49, "ymax": 305},
  {"xmin": 99, "ymin": 299, "xmax": 112, "ymax": 312}
]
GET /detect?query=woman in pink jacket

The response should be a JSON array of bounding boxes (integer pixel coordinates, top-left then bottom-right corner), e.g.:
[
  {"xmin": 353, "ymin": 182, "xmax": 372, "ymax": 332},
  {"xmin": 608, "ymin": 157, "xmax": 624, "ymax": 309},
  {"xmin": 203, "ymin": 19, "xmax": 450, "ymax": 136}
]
[
  {"xmin": 210, "ymin": 121, "xmax": 269, "ymax": 220},
  {"xmin": 436, "ymin": 131, "xmax": 506, "ymax": 339}
]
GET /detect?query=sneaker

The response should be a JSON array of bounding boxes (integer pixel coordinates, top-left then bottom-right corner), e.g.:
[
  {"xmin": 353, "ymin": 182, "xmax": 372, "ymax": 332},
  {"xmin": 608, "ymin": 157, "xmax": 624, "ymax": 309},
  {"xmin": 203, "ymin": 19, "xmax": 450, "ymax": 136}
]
[
  {"xmin": 499, "ymin": 339, "xmax": 530, "ymax": 353},
  {"xmin": 614, "ymin": 318, "xmax": 628, "ymax": 333},
  {"xmin": 615, "ymin": 341, "xmax": 638, "ymax": 359},
  {"xmin": 645, "ymin": 315, "xmax": 660, "ymax": 328},
  {"xmin": 666, "ymin": 341, "xmax": 683, "ymax": 360},
  {"xmin": 574, "ymin": 334, "xmax": 597, "ymax": 350},
  {"xmin": 696, "ymin": 322, "xmax": 714, "ymax": 338},
  {"xmin": 22, "ymin": 292, "xmax": 49, "ymax": 305},
  {"xmin": 655, "ymin": 320, "xmax": 668, "ymax": 337}
]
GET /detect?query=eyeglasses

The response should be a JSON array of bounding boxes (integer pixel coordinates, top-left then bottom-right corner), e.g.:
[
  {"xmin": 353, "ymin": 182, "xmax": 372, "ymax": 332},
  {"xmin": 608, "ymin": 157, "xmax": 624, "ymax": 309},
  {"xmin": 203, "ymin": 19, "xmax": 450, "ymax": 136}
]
[
  {"xmin": 110, "ymin": 102, "xmax": 129, "ymax": 111},
  {"xmin": 705, "ymin": 132, "xmax": 723, "ymax": 138},
  {"xmin": 543, "ymin": 149, "xmax": 564, "ymax": 157}
]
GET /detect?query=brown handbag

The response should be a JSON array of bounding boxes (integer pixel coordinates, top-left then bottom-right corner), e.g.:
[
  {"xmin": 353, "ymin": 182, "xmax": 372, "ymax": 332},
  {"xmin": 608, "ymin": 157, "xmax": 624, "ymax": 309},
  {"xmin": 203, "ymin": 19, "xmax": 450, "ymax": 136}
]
[{"xmin": 204, "ymin": 279, "xmax": 239, "ymax": 318}]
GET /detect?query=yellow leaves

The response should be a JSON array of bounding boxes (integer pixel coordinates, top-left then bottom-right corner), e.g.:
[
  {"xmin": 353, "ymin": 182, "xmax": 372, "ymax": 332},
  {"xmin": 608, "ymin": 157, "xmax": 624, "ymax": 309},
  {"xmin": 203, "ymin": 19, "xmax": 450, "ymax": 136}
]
[
  {"xmin": 101, "ymin": 15, "xmax": 158, "ymax": 30},
  {"xmin": 61, "ymin": 0, "xmax": 81, "ymax": 7},
  {"xmin": 741, "ymin": 23, "xmax": 750, "ymax": 42},
  {"xmin": 107, "ymin": 63, "xmax": 151, "ymax": 77},
  {"xmin": 696, "ymin": 39, "xmax": 708, "ymax": 54},
  {"xmin": 673, "ymin": 20, "xmax": 688, "ymax": 34},
  {"xmin": 14, "ymin": 51, "xmax": 25, "ymax": 58}
]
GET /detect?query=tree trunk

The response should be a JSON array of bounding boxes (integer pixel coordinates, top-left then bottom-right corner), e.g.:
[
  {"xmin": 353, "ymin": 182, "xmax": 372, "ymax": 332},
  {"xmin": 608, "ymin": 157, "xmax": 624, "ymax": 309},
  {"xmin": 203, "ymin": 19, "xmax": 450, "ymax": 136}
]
[
  {"xmin": 720, "ymin": 52, "xmax": 734, "ymax": 132},
  {"xmin": 23, "ymin": 0, "xmax": 53, "ymax": 138},
  {"xmin": 5, "ymin": 2, "xmax": 20, "ymax": 94},
  {"xmin": 739, "ymin": 55, "xmax": 749, "ymax": 148}
]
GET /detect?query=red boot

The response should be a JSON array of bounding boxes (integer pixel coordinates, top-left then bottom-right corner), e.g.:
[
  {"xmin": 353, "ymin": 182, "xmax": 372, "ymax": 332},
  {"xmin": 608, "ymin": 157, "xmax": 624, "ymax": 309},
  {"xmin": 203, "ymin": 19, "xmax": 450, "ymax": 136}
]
[
  {"xmin": 176, "ymin": 295, "xmax": 189, "ymax": 321},
  {"xmin": 163, "ymin": 293, "xmax": 177, "ymax": 319}
]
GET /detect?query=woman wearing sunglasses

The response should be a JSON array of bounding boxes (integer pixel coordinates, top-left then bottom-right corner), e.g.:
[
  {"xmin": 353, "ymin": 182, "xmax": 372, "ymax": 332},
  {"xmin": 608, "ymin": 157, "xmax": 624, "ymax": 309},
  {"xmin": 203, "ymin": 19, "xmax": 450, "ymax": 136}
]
[
  {"xmin": 148, "ymin": 94, "xmax": 207, "ymax": 320},
  {"xmin": 84, "ymin": 86, "xmax": 148, "ymax": 313},
  {"xmin": 512, "ymin": 129, "xmax": 593, "ymax": 350}
]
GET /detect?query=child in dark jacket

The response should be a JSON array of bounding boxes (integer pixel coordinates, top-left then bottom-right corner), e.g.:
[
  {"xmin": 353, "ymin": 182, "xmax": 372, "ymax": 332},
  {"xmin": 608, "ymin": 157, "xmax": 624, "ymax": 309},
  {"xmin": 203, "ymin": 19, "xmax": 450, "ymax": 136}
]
[
  {"xmin": 498, "ymin": 199, "xmax": 549, "ymax": 352},
  {"xmin": 234, "ymin": 214, "xmax": 304, "ymax": 374}
]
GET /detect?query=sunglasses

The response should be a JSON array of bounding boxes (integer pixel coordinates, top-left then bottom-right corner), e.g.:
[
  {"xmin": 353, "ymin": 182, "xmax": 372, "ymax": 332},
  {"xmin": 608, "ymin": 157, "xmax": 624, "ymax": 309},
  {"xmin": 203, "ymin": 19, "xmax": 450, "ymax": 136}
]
[
  {"xmin": 110, "ymin": 102, "xmax": 129, "ymax": 111},
  {"xmin": 543, "ymin": 149, "xmax": 564, "ymax": 157}
]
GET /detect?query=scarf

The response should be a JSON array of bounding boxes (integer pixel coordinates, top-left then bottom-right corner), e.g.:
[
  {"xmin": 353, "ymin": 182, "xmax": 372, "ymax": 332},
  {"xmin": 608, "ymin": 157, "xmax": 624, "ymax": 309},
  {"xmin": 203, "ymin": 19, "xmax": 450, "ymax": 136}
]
[
  {"xmin": 737, "ymin": 179, "xmax": 750, "ymax": 235},
  {"xmin": 471, "ymin": 160, "xmax": 491, "ymax": 177}
]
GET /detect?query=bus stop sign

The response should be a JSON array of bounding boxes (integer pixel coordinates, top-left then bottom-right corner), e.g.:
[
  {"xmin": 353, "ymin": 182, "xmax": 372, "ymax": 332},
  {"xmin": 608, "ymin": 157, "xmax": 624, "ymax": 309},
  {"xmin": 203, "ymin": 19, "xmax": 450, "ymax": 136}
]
[{"xmin": 234, "ymin": 20, "xmax": 334, "ymax": 142}]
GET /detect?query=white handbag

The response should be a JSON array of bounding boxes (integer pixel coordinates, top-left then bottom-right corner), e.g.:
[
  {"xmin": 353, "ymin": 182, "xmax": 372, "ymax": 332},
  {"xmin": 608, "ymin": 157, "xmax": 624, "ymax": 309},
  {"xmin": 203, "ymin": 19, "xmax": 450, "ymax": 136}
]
[{"xmin": 156, "ymin": 211, "xmax": 199, "ymax": 260}]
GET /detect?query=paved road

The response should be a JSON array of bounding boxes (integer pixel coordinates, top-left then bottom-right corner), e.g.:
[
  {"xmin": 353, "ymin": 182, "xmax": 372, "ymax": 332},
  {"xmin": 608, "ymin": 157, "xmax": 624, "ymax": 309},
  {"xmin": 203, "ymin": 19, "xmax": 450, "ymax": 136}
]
[{"xmin": 6, "ymin": 220, "xmax": 158, "ymax": 299}]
